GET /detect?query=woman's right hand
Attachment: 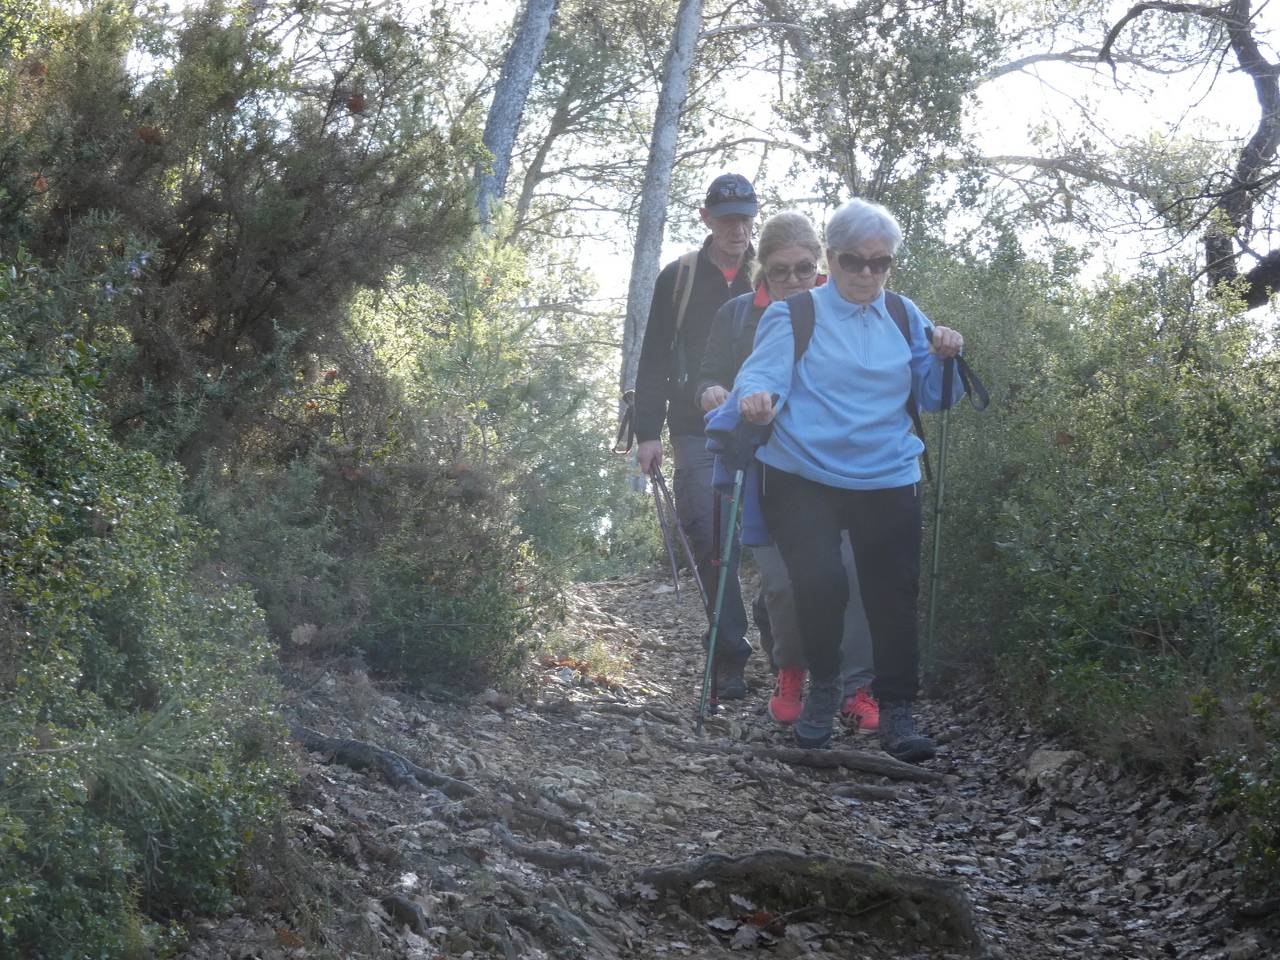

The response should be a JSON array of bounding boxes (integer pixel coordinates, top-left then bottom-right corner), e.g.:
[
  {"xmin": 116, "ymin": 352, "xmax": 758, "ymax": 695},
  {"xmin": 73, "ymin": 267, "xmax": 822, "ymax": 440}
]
[
  {"xmin": 700, "ymin": 384, "xmax": 729, "ymax": 412},
  {"xmin": 739, "ymin": 391, "xmax": 775, "ymax": 424}
]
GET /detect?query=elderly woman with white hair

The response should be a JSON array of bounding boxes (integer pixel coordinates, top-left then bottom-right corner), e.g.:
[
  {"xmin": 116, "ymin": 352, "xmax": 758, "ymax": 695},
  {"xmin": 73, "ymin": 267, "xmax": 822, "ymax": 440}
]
[{"xmin": 734, "ymin": 198, "xmax": 965, "ymax": 760}]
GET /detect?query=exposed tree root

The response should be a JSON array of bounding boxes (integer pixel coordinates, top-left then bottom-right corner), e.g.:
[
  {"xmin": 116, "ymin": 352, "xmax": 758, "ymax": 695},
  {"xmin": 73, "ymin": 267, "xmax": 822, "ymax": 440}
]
[
  {"xmin": 639, "ymin": 849, "xmax": 985, "ymax": 953},
  {"xmin": 492, "ymin": 823, "xmax": 611, "ymax": 874},
  {"xmin": 289, "ymin": 722, "xmax": 479, "ymax": 798},
  {"xmin": 829, "ymin": 781, "xmax": 904, "ymax": 802},
  {"xmin": 730, "ymin": 757, "xmax": 810, "ymax": 789},
  {"xmin": 661, "ymin": 736, "xmax": 944, "ymax": 783},
  {"xmin": 590, "ymin": 700, "xmax": 685, "ymax": 726},
  {"xmin": 505, "ymin": 797, "xmax": 586, "ymax": 837}
]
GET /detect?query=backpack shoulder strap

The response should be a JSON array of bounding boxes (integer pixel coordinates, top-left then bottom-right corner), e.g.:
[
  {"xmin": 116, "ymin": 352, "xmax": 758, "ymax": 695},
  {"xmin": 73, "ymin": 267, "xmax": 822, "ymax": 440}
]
[
  {"xmin": 731, "ymin": 292, "xmax": 753, "ymax": 341},
  {"xmin": 885, "ymin": 291, "xmax": 910, "ymax": 344},
  {"xmin": 884, "ymin": 290, "xmax": 934, "ymax": 482},
  {"xmin": 671, "ymin": 250, "xmax": 701, "ymax": 335},
  {"xmin": 787, "ymin": 290, "xmax": 816, "ymax": 363}
]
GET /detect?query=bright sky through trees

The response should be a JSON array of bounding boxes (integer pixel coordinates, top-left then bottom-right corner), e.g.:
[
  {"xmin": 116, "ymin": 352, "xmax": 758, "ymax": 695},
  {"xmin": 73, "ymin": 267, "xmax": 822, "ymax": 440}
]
[{"xmin": 443, "ymin": 0, "xmax": 1280, "ymax": 302}]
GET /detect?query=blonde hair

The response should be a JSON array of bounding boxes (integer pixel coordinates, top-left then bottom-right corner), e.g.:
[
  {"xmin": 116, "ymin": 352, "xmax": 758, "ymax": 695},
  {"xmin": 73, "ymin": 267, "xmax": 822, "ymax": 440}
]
[{"xmin": 750, "ymin": 210, "xmax": 822, "ymax": 288}]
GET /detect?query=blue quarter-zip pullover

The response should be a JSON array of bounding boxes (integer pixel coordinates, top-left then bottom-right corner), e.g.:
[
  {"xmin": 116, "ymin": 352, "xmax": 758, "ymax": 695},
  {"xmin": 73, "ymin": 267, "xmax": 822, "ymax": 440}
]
[{"xmin": 732, "ymin": 282, "xmax": 964, "ymax": 490}]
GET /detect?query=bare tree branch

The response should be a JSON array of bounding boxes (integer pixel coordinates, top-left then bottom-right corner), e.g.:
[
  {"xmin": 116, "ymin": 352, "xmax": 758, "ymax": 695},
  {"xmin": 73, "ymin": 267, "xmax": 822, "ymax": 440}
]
[
  {"xmin": 1102, "ymin": 0, "xmax": 1280, "ymax": 303},
  {"xmin": 698, "ymin": 20, "xmax": 802, "ymax": 40},
  {"xmin": 1099, "ymin": 2, "xmax": 1226, "ymax": 72},
  {"xmin": 986, "ymin": 47, "xmax": 1193, "ymax": 80}
]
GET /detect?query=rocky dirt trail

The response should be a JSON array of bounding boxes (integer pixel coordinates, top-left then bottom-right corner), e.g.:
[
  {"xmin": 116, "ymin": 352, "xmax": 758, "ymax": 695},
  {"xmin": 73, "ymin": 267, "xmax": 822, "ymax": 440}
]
[{"xmin": 183, "ymin": 572, "xmax": 1277, "ymax": 960}]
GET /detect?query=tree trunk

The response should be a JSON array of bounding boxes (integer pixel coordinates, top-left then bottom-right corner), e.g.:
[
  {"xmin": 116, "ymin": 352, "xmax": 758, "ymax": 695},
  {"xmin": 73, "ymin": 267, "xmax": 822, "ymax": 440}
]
[
  {"xmin": 619, "ymin": 0, "xmax": 705, "ymax": 393},
  {"xmin": 476, "ymin": 0, "xmax": 561, "ymax": 226}
]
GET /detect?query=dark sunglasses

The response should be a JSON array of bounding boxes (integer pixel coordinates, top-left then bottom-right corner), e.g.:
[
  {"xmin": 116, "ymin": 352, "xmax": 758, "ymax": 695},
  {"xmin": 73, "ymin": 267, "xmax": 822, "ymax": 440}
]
[
  {"xmin": 765, "ymin": 260, "xmax": 817, "ymax": 283},
  {"xmin": 835, "ymin": 252, "xmax": 894, "ymax": 275}
]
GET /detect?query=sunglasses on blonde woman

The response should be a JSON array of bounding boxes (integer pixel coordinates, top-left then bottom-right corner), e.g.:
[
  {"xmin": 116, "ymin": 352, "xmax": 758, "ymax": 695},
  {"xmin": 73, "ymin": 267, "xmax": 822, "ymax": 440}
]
[
  {"xmin": 835, "ymin": 252, "xmax": 894, "ymax": 275},
  {"xmin": 765, "ymin": 261, "xmax": 818, "ymax": 283}
]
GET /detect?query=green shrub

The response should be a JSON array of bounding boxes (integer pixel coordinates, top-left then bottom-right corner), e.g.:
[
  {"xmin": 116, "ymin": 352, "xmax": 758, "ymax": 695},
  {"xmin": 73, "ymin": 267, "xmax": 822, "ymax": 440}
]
[
  {"xmin": 3, "ymin": 0, "xmax": 481, "ymax": 472},
  {"xmin": 911, "ymin": 240, "xmax": 1280, "ymax": 887},
  {"xmin": 206, "ymin": 451, "xmax": 556, "ymax": 690},
  {"xmin": 201, "ymin": 233, "xmax": 657, "ymax": 690},
  {"xmin": 0, "ymin": 251, "xmax": 290, "ymax": 958},
  {"xmin": 1213, "ymin": 694, "xmax": 1280, "ymax": 891}
]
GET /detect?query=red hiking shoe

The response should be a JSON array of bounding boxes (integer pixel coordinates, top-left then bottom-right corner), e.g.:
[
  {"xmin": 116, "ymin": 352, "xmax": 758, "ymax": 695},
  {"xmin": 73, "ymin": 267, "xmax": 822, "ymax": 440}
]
[
  {"xmin": 840, "ymin": 687, "xmax": 880, "ymax": 731},
  {"xmin": 768, "ymin": 666, "xmax": 806, "ymax": 725}
]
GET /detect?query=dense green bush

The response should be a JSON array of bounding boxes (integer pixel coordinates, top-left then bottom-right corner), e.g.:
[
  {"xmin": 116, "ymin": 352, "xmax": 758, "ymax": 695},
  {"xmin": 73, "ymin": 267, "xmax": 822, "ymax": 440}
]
[
  {"xmin": 205, "ymin": 451, "xmax": 555, "ymax": 688},
  {"xmin": 909, "ymin": 235, "xmax": 1280, "ymax": 886},
  {"xmin": 200, "ymin": 234, "xmax": 657, "ymax": 686},
  {"xmin": 0, "ymin": 252, "xmax": 289, "ymax": 957}
]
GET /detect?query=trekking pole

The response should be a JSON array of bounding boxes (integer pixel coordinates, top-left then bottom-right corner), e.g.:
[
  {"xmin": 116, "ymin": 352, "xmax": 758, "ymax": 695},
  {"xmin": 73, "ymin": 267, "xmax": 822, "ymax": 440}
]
[
  {"xmin": 924, "ymin": 354, "xmax": 956, "ymax": 662},
  {"xmin": 650, "ymin": 472, "xmax": 681, "ymax": 596},
  {"xmin": 651, "ymin": 470, "xmax": 709, "ymax": 611},
  {"xmin": 697, "ymin": 470, "xmax": 745, "ymax": 734}
]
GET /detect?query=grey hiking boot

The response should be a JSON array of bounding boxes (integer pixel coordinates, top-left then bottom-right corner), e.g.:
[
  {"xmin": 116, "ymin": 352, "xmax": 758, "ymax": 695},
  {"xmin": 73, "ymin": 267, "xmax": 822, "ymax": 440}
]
[
  {"xmin": 878, "ymin": 701, "xmax": 936, "ymax": 763},
  {"xmin": 715, "ymin": 658, "xmax": 748, "ymax": 700},
  {"xmin": 794, "ymin": 675, "xmax": 841, "ymax": 748}
]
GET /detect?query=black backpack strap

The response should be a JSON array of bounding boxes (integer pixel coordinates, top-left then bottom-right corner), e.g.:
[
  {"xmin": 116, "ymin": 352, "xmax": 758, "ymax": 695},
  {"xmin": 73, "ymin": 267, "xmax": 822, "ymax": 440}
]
[
  {"xmin": 884, "ymin": 291, "xmax": 910, "ymax": 342},
  {"xmin": 731, "ymin": 293, "xmax": 753, "ymax": 347},
  {"xmin": 730, "ymin": 293, "xmax": 754, "ymax": 376},
  {"xmin": 786, "ymin": 290, "xmax": 816, "ymax": 362},
  {"xmin": 885, "ymin": 292, "xmax": 933, "ymax": 483}
]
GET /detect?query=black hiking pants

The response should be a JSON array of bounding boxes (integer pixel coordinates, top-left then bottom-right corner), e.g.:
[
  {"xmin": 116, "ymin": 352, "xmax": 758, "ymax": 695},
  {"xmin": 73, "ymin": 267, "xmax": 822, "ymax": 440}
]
[{"xmin": 761, "ymin": 464, "xmax": 921, "ymax": 704}]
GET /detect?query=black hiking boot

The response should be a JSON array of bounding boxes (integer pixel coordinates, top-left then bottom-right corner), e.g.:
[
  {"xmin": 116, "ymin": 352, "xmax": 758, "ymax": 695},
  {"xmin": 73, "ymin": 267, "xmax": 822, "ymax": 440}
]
[
  {"xmin": 878, "ymin": 701, "xmax": 936, "ymax": 763},
  {"xmin": 793, "ymin": 675, "xmax": 841, "ymax": 748},
  {"xmin": 715, "ymin": 657, "xmax": 748, "ymax": 700}
]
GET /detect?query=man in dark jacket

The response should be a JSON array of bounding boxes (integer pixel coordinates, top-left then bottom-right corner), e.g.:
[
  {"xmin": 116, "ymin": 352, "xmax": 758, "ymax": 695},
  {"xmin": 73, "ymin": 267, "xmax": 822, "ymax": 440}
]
[{"xmin": 633, "ymin": 173, "xmax": 758, "ymax": 696}]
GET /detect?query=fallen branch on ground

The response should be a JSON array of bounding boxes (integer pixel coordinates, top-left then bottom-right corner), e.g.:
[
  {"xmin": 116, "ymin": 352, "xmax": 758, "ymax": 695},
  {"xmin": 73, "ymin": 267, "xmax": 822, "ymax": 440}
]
[
  {"xmin": 492, "ymin": 823, "xmax": 611, "ymax": 874},
  {"xmin": 659, "ymin": 736, "xmax": 943, "ymax": 784},
  {"xmin": 290, "ymin": 722, "xmax": 479, "ymax": 798}
]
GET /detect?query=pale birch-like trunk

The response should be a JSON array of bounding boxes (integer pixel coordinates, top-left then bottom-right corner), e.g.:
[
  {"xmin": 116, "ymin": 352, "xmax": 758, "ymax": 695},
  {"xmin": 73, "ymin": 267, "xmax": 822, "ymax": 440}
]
[
  {"xmin": 476, "ymin": 0, "xmax": 560, "ymax": 225},
  {"xmin": 619, "ymin": 0, "xmax": 705, "ymax": 393}
]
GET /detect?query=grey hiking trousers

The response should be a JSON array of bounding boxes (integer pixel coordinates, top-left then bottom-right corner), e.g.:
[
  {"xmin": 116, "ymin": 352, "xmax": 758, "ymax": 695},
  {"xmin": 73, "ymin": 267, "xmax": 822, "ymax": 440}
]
[{"xmin": 753, "ymin": 532, "xmax": 874, "ymax": 694}]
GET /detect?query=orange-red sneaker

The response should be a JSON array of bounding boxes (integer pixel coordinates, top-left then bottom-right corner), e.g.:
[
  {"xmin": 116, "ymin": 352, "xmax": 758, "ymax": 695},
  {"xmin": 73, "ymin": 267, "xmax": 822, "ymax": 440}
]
[
  {"xmin": 768, "ymin": 666, "xmax": 806, "ymax": 725},
  {"xmin": 840, "ymin": 687, "xmax": 880, "ymax": 731}
]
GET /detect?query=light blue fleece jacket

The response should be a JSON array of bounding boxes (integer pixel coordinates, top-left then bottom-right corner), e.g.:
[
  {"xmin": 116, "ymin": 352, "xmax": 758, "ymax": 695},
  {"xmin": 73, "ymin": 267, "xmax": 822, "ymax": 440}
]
[{"xmin": 731, "ymin": 282, "xmax": 964, "ymax": 490}]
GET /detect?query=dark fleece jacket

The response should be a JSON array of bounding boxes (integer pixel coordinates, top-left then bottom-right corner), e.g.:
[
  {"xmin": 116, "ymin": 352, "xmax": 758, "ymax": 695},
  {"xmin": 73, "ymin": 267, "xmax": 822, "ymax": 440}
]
[{"xmin": 633, "ymin": 237, "xmax": 753, "ymax": 442}]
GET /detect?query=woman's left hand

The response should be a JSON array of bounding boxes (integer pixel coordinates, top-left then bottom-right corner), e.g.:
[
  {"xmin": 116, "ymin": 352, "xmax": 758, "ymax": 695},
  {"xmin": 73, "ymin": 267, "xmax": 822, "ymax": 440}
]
[{"xmin": 929, "ymin": 325, "xmax": 963, "ymax": 358}]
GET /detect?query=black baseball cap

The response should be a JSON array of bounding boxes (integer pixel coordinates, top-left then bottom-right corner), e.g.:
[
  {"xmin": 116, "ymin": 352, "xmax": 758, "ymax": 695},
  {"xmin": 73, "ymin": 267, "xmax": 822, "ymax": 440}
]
[{"xmin": 703, "ymin": 173, "xmax": 759, "ymax": 217}]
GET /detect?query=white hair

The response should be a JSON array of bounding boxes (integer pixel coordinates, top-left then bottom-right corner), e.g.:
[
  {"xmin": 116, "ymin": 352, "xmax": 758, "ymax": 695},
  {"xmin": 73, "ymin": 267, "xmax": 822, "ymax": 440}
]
[{"xmin": 825, "ymin": 198, "xmax": 902, "ymax": 254}]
